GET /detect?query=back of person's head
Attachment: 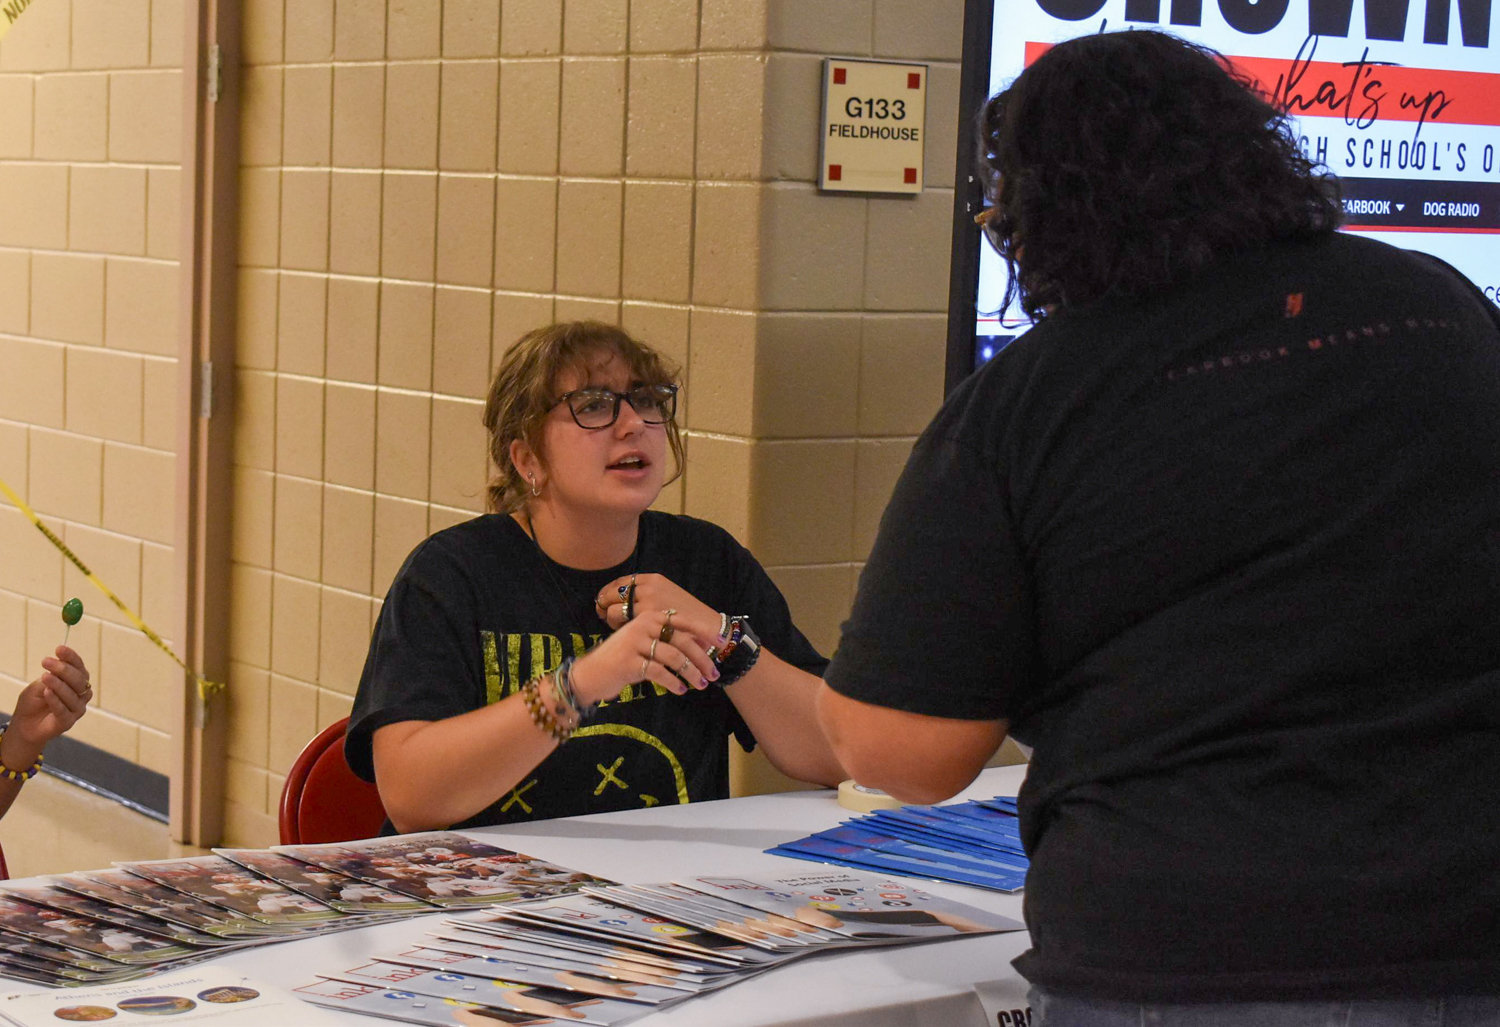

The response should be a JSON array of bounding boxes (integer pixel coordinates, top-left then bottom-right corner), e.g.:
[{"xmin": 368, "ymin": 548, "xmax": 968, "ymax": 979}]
[
  {"xmin": 978, "ymin": 29, "xmax": 1342, "ymax": 321},
  {"xmin": 483, "ymin": 321, "xmax": 684, "ymax": 514}
]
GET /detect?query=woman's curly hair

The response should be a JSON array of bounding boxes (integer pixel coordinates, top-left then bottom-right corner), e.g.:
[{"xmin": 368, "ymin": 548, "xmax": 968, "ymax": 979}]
[{"xmin": 979, "ymin": 30, "xmax": 1342, "ymax": 321}]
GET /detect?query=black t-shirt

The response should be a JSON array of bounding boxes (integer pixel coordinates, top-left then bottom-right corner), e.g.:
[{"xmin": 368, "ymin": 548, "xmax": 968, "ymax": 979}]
[
  {"xmin": 347, "ymin": 511, "xmax": 828, "ymax": 829},
  {"xmin": 826, "ymin": 233, "xmax": 1500, "ymax": 1000}
]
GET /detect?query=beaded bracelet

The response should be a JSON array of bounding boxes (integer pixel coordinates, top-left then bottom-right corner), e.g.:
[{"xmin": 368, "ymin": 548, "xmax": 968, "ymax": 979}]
[
  {"xmin": 0, "ymin": 727, "xmax": 43, "ymax": 782},
  {"xmin": 706, "ymin": 613, "xmax": 736, "ymax": 662},
  {"xmin": 711, "ymin": 617, "xmax": 761, "ymax": 688},
  {"xmin": 521, "ymin": 678, "xmax": 572, "ymax": 743}
]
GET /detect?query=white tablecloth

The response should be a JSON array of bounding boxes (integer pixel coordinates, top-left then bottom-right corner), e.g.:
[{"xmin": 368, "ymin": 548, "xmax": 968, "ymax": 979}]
[{"xmin": 19, "ymin": 766, "xmax": 1037, "ymax": 1026}]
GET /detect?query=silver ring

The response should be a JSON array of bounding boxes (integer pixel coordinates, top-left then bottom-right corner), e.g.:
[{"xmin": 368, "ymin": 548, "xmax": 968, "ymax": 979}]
[
  {"xmin": 648, "ymin": 638, "xmax": 660, "ymax": 664},
  {"xmin": 677, "ymin": 657, "xmax": 692, "ymax": 676},
  {"xmin": 639, "ymin": 656, "xmax": 650, "ymax": 679}
]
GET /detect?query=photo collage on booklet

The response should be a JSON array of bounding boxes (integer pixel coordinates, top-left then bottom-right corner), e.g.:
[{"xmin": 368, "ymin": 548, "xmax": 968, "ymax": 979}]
[
  {"xmin": 0, "ymin": 836, "xmax": 605, "ymax": 989},
  {"xmin": 273, "ymin": 832, "xmax": 614, "ymax": 909},
  {"xmin": 298, "ymin": 870, "xmax": 1025, "ymax": 1026}
]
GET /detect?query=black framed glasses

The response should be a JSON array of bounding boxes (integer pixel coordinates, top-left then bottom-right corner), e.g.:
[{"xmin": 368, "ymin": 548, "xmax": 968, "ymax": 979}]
[{"xmin": 553, "ymin": 384, "xmax": 679, "ymax": 430}]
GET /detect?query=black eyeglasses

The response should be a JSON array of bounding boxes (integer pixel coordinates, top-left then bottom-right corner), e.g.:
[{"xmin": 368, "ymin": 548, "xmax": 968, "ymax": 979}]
[{"xmin": 552, "ymin": 384, "xmax": 679, "ymax": 430}]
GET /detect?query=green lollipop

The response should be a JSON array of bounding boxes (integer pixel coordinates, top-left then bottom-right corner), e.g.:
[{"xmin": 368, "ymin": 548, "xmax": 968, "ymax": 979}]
[{"xmin": 61, "ymin": 598, "xmax": 83, "ymax": 646}]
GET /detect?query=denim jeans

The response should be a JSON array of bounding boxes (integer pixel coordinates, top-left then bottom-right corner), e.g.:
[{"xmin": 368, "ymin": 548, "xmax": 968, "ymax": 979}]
[{"xmin": 1030, "ymin": 987, "xmax": 1500, "ymax": 1027}]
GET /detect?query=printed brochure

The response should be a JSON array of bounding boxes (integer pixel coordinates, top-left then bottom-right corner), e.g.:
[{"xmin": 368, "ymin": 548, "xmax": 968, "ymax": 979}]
[
  {"xmin": 678, "ymin": 871, "xmax": 1025, "ymax": 940},
  {"xmin": 0, "ymin": 970, "xmax": 344, "ymax": 1025},
  {"xmin": 278, "ymin": 833, "xmax": 610, "ymax": 909},
  {"xmin": 215, "ymin": 848, "xmax": 432, "ymax": 914}
]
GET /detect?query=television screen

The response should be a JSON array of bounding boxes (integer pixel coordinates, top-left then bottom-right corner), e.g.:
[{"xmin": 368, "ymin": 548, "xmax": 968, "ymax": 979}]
[{"xmin": 946, "ymin": 0, "xmax": 1499, "ymax": 386}]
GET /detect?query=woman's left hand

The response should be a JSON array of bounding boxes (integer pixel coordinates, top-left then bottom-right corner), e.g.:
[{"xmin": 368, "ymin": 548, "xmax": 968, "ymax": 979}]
[{"xmin": 596, "ymin": 573, "xmax": 727, "ymax": 649}]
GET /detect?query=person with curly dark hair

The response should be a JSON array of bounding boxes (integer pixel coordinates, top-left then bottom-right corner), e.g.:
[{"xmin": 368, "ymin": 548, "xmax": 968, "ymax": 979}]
[
  {"xmin": 818, "ymin": 29, "xmax": 1500, "ymax": 1024},
  {"xmin": 977, "ymin": 30, "xmax": 1343, "ymax": 321}
]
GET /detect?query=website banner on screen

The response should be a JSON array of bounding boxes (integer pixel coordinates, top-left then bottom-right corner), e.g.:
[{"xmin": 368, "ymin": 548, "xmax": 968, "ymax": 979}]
[{"xmin": 974, "ymin": 0, "xmax": 1498, "ymax": 358}]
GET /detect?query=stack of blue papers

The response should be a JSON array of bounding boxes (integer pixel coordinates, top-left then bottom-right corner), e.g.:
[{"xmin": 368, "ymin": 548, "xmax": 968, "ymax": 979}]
[{"xmin": 766, "ymin": 797, "xmax": 1028, "ymax": 893}]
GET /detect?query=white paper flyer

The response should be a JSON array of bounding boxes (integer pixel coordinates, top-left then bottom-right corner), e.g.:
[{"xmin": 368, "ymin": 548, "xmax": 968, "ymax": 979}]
[{"xmin": 0, "ymin": 970, "xmax": 345, "ymax": 1025}]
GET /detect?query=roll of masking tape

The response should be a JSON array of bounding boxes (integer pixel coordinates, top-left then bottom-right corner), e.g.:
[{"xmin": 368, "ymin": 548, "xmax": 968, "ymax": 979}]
[{"xmin": 837, "ymin": 779, "xmax": 907, "ymax": 813}]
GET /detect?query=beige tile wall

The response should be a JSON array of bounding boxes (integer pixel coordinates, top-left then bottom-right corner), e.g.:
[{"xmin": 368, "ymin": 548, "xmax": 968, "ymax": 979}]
[
  {"xmin": 224, "ymin": 0, "xmax": 967, "ymax": 843},
  {"xmin": 704, "ymin": 0, "xmax": 966, "ymax": 791},
  {"xmin": 0, "ymin": 0, "xmax": 183, "ymax": 868}
]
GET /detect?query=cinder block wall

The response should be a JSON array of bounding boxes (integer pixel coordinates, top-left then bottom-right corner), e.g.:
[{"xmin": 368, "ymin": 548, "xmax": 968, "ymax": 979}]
[
  {"xmin": 226, "ymin": 0, "xmax": 963, "ymax": 836},
  {"xmin": 0, "ymin": 0, "xmax": 184, "ymax": 865},
  {"xmin": 4, "ymin": 0, "xmax": 971, "ymax": 855},
  {"xmin": 691, "ymin": 0, "xmax": 964, "ymax": 791}
]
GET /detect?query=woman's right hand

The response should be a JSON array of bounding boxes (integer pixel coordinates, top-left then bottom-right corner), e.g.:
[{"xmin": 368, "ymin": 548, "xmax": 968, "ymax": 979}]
[
  {"xmin": 569, "ymin": 607, "xmax": 719, "ymax": 705},
  {"xmin": 9, "ymin": 646, "xmax": 92, "ymax": 755}
]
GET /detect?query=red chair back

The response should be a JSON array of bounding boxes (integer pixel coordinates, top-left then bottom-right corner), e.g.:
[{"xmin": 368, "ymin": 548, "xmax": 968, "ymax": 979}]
[
  {"xmin": 278, "ymin": 717, "xmax": 388, "ymax": 845},
  {"xmin": 0, "ymin": 842, "xmax": 8, "ymax": 880}
]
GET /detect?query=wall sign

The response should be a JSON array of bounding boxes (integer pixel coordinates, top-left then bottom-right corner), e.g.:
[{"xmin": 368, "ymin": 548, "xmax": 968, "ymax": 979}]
[{"xmin": 820, "ymin": 57, "xmax": 928, "ymax": 194}]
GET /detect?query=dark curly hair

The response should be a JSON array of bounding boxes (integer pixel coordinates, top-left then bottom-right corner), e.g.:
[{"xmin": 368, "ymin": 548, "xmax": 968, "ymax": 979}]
[{"xmin": 979, "ymin": 30, "xmax": 1342, "ymax": 321}]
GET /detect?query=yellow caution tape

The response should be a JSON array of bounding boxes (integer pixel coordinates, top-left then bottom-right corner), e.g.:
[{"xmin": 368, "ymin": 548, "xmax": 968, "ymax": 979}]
[
  {"xmin": 0, "ymin": 474, "xmax": 225, "ymax": 715},
  {"xmin": 0, "ymin": 0, "xmax": 44, "ymax": 44}
]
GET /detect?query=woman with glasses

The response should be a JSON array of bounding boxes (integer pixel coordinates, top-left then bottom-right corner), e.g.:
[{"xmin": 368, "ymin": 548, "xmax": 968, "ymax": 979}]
[{"xmin": 346, "ymin": 321, "xmax": 844, "ymax": 832}]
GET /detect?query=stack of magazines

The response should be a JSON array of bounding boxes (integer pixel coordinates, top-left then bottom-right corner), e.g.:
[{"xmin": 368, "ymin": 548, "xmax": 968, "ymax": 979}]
[
  {"xmin": 767, "ymin": 796, "xmax": 1030, "ymax": 891},
  {"xmin": 296, "ymin": 869, "xmax": 1026, "ymax": 1025},
  {"xmin": 0, "ymin": 833, "xmax": 609, "ymax": 988}
]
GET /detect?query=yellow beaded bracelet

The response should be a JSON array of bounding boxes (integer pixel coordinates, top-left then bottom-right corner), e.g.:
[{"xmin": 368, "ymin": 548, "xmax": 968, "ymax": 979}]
[
  {"xmin": 0, "ymin": 727, "xmax": 43, "ymax": 782},
  {"xmin": 521, "ymin": 678, "xmax": 571, "ymax": 744}
]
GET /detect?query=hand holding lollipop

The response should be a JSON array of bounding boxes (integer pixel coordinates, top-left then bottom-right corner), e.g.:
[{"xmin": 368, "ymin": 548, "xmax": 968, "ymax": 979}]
[{"xmin": 0, "ymin": 600, "xmax": 93, "ymax": 803}]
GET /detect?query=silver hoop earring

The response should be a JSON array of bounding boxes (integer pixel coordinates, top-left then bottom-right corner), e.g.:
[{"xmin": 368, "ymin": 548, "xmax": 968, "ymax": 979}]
[{"xmin": 528, "ymin": 474, "xmax": 540, "ymax": 497}]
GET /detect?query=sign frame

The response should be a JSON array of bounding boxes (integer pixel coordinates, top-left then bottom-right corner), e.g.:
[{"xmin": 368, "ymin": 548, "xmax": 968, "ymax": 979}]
[{"xmin": 819, "ymin": 56, "xmax": 929, "ymax": 195}]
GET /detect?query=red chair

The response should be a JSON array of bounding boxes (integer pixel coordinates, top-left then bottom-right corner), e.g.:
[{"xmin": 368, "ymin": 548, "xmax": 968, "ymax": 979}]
[
  {"xmin": 0, "ymin": 843, "xmax": 8, "ymax": 880},
  {"xmin": 278, "ymin": 717, "xmax": 388, "ymax": 844}
]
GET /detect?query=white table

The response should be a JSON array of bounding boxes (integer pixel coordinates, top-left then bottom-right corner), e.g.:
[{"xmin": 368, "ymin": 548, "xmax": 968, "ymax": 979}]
[{"xmin": 31, "ymin": 766, "xmax": 1038, "ymax": 1026}]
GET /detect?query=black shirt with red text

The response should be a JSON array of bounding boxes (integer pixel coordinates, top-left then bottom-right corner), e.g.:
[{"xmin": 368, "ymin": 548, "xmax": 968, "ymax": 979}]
[{"xmin": 828, "ymin": 232, "xmax": 1500, "ymax": 1000}]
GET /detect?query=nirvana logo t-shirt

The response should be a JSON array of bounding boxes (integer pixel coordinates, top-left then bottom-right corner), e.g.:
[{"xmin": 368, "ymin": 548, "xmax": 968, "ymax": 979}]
[{"xmin": 346, "ymin": 512, "xmax": 827, "ymax": 829}]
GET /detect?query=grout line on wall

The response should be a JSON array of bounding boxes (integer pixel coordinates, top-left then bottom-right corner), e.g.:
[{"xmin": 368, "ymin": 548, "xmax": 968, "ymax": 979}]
[
  {"xmin": 761, "ymin": 560, "xmax": 865, "ymax": 572},
  {"xmin": 679, "ymin": 428, "xmax": 918, "ymax": 445},
  {"xmin": 614, "ymin": 0, "xmax": 630, "ymax": 306},
  {"xmin": 0, "ymin": 247, "xmax": 177, "ymax": 269},
  {"xmin": 423, "ymin": 0, "xmax": 446, "ymax": 527}
]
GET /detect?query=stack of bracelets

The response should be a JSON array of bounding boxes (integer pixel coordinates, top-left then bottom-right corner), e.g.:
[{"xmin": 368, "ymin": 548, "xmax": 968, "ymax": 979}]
[
  {"xmin": 521, "ymin": 657, "xmax": 596, "ymax": 744},
  {"xmin": 522, "ymin": 617, "xmax": 762, "ymax": 745},
  {"xmin": 709, "ymin": 615, "xmax": 761, "ymax": 687}
]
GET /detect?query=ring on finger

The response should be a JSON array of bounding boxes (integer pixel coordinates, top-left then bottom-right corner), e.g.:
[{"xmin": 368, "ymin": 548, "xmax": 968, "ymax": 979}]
[
  {"xmin": 677, "ymin": 656, "xmax": 692, "ymax": 676},
  {"xmin": 648, "ymin": 639, "xmax": 660, "ymax": 667},
  {"xmin": 639, "ymin": 655, "xmax": 651, "ymax": 679},
  {"xmin": 658, "ymin": 609, "xmax": 676, "ymax": 644}
]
